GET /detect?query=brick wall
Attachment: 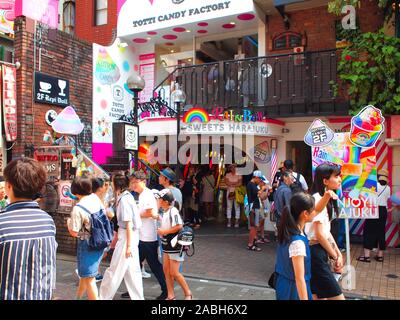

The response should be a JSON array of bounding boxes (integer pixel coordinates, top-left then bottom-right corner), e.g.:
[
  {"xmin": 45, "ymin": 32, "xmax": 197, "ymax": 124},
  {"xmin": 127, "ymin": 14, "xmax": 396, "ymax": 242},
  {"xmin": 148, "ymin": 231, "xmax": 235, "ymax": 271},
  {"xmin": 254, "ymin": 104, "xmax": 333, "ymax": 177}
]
[
  {"xmin": 267, "ymin": 2, "xmax": 384, "ymax": 54},
  {"xmin": 13, "ymin": 16, "xmax": 94, "ymax": 254},
  {"xmin": 75, "ymin": 0, "xmax": 118, "ymax": 46}
]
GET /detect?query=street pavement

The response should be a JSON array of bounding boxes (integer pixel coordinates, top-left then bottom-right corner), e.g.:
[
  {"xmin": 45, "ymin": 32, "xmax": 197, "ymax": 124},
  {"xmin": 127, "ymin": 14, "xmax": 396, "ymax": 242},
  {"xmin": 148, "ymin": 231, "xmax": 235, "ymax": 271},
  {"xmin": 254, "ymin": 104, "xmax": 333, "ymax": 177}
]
[
  {"xmin": 53, "ymin": 222, "xmax": 400, "ymax": 300},
  {"xmin": 54, "ymin": 254, "xmax": 276, "ymax": 300}
]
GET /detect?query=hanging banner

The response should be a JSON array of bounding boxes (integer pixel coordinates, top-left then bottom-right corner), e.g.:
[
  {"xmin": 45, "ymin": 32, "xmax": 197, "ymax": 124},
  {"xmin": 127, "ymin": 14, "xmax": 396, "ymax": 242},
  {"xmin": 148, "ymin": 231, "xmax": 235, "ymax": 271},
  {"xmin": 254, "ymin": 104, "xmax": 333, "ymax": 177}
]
[
  {"xmin": 2, "ymin": 65, "xmax": 17, "ymax": 142},
  {"xmin": 92, "ymin": 42, "xmax": 139, "ymax": 164},
  {"xmin": 312, "ymin": 132, "xmax": 378, "ymax": 219}
]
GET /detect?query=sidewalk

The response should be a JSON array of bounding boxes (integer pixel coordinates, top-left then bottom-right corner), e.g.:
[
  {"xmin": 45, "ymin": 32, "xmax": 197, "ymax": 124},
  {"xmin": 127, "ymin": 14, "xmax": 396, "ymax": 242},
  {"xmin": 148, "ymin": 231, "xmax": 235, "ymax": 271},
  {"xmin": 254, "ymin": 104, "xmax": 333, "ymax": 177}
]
[{"xmin": 55, "ymin": 222, "xmax": 400, "ymax": 300}]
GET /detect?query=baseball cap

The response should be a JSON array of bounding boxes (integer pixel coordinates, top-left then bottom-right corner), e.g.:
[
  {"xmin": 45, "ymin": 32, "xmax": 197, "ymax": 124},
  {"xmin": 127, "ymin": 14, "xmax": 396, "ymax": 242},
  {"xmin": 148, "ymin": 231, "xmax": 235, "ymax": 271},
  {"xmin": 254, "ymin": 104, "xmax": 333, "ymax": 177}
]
[
  {"xmin": 253, "ymin": 170, "xmax": 263, "ymax": 178},
  {"xmin": 260, "ymin": 176, "xmax": 269, "ymax": 184},
  {"xmin": 152, "ymin": 189, "xmax": 161, "ymax": 199},
  {"xmin": 160, "ymin": 168, "xmax": 176, "ymax": 183},
  {"xmin": 159, "ymin": 189, "xmax": 175, "ymax": 203}
]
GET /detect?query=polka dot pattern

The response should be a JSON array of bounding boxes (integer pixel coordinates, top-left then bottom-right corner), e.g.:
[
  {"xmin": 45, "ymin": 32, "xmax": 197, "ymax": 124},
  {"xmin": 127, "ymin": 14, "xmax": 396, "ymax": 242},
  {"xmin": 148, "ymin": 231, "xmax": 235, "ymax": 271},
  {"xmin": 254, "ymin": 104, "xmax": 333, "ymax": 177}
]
[
  {"xmin": 237, "ymin": 13, "xmax": 255, "ymax": 20},
  {"xmin": 163, "ymin": 34, "xmax": 178, "ymax": 40},
  {"xmin": 173, "ymin": 27, "xmax": 186, "ymax": 32},
  {"xmin": 197, "ymin": 22, "xmax": 208, "ymax": 27},
  {"xmin": 133, "ymin": 38, "xmax": 147, "ymax": 43},
  {"xmin": 197, "ymin": 30, "xmax": 207, "ymax": 34},
  {"xmin": 222, "ymin": 24, "xmax": 235, "ymax": 29}
]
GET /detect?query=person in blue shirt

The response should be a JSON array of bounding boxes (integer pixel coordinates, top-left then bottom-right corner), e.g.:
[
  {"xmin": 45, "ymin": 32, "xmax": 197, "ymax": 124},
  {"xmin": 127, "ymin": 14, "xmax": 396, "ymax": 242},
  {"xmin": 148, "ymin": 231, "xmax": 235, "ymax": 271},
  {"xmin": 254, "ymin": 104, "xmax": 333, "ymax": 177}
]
[{"xmin": 275, "ymin": 191, "xmax": 336, "ymax": 300}]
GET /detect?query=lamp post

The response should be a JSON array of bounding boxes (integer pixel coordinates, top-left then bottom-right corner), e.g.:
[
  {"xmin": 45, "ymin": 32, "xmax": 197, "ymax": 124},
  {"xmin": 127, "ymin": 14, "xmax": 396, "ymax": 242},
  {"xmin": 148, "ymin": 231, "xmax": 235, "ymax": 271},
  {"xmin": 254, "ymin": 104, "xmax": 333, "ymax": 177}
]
[
  {"xmin": 126, "ymin": 74, "xmax": 145, "ymax": 171},
  {"xmin": 171, "ymin": 83, "xmax": 186, "ymax": 165}
]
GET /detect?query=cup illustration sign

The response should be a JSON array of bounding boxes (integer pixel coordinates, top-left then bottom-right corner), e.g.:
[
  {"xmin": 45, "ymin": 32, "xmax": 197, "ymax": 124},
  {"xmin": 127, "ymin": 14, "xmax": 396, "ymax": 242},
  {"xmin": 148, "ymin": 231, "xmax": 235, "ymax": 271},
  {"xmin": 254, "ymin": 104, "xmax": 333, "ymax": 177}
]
[
  {"xmin": 350, "ymin": 105, "xmax": 384, "ymax": 148},
  {"xmin": 58, "ymin": 80, "xmax": 67, "ymax": 96},
  {"xmin": 126, "ymin": 128, "xmax": 136, "ymax": 143},
  {"xmin": 39, "ymin": 81, "xmax": 52, "ymax": 93}
]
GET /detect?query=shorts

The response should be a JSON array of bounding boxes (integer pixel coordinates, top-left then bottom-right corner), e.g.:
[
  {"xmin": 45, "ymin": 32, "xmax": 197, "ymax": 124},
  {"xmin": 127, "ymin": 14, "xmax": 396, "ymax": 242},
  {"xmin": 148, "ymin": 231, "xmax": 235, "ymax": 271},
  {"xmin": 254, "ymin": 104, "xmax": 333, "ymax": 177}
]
[
  {"xmin": 249, "ymin": 209, "xmax": 261, "ymax": 227},
  {"xmin": 167, "ymin": 252, "xmax": 185, "ymax": 262},
  {"xmin": 77, "ymin": 239, "xmax": 105, "ymax": 278},
  {"xmin": 310, "ymin": 244, "xmax": 342, "ymax": 298}
]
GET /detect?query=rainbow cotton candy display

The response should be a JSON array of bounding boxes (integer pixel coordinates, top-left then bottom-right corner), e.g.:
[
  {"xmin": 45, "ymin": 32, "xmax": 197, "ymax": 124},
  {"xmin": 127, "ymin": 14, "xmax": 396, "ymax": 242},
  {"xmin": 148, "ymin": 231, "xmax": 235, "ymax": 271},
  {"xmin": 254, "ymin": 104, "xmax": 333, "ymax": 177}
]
[
  {"xmin": 95, "ymin": 48, "xmax": 121, "ymax": 85},
  {"xmin": 350, "ymin": 105, "xmax": 385, "ymax": 148},
  {"xmin": 51, "ymin": 106, "xmax": 84, "ymax": 135}
]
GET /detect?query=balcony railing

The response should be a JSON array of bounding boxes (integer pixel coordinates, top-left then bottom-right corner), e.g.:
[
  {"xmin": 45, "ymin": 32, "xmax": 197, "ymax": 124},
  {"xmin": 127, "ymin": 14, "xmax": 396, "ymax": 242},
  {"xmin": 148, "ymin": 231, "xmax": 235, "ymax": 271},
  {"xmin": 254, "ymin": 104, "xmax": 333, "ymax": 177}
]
[{"xmin": 150, "ymin": 49, "xmax": 349, "ymax": 118}]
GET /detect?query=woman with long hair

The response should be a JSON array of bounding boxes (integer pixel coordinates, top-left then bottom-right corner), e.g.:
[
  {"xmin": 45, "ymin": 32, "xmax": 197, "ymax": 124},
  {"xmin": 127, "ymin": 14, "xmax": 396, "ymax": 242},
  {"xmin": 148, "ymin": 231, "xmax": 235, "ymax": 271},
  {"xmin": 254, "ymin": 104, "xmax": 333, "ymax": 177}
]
[
  {"xmin": 99, "ymin": 174, "xmax": 144, "ymax": 300},
  {"xmin": 275, "ymin": 191, "xmax": 337, "ymax": 300},
  {"xmin": 305, "ymin": 163, "xmax": 345, "ymax": 300}
]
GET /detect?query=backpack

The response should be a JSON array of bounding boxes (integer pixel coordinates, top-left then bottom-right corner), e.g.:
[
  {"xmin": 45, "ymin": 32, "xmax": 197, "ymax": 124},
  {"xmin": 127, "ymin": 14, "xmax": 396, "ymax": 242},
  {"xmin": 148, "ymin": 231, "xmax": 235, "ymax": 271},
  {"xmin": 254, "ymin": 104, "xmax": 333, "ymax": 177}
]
[
  {"xmin": 290, "ymin": 172, "xmax": 303, "ymax": 194},
  {"xmin": 77, "ymin": 204, "xmax": 114, "ymax": 251}
]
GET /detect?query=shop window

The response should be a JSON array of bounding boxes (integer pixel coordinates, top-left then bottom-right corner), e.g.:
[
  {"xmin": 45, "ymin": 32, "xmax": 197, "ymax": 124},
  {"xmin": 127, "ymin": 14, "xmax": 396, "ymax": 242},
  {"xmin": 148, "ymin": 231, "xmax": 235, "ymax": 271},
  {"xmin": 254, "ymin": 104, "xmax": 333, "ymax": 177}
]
[
  {"xmin": 95, "ymin": 0, "xmax": 107, "ymax": 26},
  {"xmin": 272, "ymin": 32, "xmax": 302, "ymax": 50},
  {"xmin": 0, "ymin": 46, "xmax": 14, "ymax": 63}
]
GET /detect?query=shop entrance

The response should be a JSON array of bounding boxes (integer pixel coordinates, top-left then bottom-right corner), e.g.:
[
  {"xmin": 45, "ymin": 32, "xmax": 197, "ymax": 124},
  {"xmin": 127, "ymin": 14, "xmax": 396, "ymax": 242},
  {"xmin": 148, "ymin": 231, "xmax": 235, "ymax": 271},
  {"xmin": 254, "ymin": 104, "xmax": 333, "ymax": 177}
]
[{"xmin": 286, "ymin": 141, "xmax": 312, "ymax": 189}]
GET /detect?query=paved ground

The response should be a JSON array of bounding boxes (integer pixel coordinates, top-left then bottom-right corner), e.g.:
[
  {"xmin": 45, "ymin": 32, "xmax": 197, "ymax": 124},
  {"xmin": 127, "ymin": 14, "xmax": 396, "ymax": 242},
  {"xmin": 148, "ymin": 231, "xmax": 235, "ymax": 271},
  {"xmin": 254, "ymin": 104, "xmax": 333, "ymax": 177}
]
[{"xmin": 54, "ymin": 222, "xmax": 400, "ymax": 300}]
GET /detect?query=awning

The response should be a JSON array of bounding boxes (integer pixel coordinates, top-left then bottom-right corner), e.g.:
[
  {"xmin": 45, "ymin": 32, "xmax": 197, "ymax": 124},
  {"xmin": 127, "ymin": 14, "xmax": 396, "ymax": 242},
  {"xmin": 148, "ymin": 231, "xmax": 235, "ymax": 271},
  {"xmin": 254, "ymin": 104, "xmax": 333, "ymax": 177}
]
[{"xmin": 117, "ymin": 0, "xmax": 257, "ymax": 45}]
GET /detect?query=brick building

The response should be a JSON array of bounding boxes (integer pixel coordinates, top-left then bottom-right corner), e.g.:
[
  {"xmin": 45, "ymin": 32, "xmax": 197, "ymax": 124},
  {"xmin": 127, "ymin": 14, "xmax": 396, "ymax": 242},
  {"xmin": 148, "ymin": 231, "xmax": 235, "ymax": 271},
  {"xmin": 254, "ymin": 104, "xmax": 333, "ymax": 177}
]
[
  {"xmin": 12, "ymin": 16, "xmax": 93, "ymax": 254},
  {"xmin": 75, "ymin": 0, "xmax": 118, "ymax": 46}
]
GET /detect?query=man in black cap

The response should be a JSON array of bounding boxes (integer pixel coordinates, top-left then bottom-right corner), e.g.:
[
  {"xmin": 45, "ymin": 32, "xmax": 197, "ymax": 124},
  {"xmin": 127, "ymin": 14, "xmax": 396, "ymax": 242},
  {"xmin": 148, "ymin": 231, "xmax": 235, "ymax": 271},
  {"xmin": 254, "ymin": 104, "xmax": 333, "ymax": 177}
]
[{"xmin": 159, "ymin": 167, "xmax": 183, "ymax": 212}]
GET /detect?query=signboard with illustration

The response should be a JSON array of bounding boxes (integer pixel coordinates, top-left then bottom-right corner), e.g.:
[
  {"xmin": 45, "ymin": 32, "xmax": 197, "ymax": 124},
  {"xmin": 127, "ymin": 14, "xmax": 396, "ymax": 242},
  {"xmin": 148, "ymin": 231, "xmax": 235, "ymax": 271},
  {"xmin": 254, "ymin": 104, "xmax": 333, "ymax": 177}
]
[
  {"xmin": 308, "ymin": 106, "xmax": 385, "ymax": 219},
  {"xmin": 34, "ymin": 72, "xmax": 70, "ymax": 107},
  {"xmin": 0, "ymin": 0, "xmax": 15, "ymax": 35},
  {"xmin": 59, "ymin": 180, "xmax": 73, "ymax": 208},
  {"xmin": 92, "ymin": 42, "xmax": 139, "ymax": 164},
  {"xmin": 33, "ymin": 147, "xmax": 60, "ymax": 179},
  {"xmin": 15, "ymin": 0, "xmax": 59, "ymax": 29}
]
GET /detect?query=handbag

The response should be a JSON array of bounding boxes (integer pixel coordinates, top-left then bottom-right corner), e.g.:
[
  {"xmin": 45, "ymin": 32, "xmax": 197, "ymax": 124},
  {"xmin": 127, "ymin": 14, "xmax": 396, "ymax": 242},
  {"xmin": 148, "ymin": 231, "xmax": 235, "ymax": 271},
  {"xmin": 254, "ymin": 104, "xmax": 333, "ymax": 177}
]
[
  {"xmin": 235, "ymin": 186, "xmax": 246, "ymax": 204},
  {"xmin": 268, "ymin": 271, "xmax": 277, "ymax": 289}
]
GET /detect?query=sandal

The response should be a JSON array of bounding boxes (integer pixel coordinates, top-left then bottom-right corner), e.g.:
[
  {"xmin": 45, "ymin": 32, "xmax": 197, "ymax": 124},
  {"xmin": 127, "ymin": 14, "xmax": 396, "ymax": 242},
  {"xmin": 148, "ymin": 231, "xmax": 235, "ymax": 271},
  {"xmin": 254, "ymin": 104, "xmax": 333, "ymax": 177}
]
[
  {"xmin": 375, "ymin": 256, "xmax": 384, "ymax": 262},
  {"xmin": 356, "ymin": 256, "xmax": 371, "ymax": 263},
  {"xmin": 184, "ymin": 294, "xmax": 193, "ymax": 300},
  {"xmin": 247, "ymin": 244, "xmax": 261, "ymax": 252},
  {"xmin": 165, "ymin": 296, "xmax": 176, "ymax": 300}
]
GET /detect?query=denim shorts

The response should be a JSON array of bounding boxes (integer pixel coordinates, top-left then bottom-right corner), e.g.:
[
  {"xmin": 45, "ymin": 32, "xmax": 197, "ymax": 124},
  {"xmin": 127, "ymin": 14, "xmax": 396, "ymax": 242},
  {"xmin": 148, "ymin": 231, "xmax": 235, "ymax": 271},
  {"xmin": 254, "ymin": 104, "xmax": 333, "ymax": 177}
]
[
  {"xmin": 77, "ymin": 239, "xmax": 104, "ymax": 278},
  {"xmin": 167, "ymin": 252, "xmax": 185, "ymax": 262}
]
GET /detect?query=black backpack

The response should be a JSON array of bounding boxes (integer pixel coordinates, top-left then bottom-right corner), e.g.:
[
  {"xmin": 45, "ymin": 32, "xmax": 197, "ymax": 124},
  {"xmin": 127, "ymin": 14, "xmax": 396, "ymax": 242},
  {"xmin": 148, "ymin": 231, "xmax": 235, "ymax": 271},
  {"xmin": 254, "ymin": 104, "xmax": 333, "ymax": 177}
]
[
  {"xmin": 290, "ymin": 172, "xmax": 303, "ymax": 194},
  {"xmin": 77, "ymin": 204, "xmax": 114, "ymax": 251}
]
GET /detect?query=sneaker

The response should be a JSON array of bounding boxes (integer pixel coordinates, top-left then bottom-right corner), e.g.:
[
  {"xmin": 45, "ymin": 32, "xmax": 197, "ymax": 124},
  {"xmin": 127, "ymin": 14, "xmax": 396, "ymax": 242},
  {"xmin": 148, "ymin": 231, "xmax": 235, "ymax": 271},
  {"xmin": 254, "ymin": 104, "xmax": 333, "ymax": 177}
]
[
  {"xmin": 227, "ymin": 223, "xmax": 231, "ymax": 227},
  {"xmin": 121, "ymin": 291, "xmax": 130, "ymax": 299},
  {"xmin": 75, "ymin": 269, "xmax": 80, "ymax": 279},
  {"xmin": 95, "ymin": 273, "xmax": 103, "ymax": 282},
  {"xmin": 340, "ymin": 248, "xmax": 346, "ymax": 253},
  {"xmin": 234, "ymin": 223, "xmax": 239, "ymax": 228},
  {"xmin": 156, "ymin": 291, "xmax": 168, "ymax": 300},
  {"xmin": 142, "ymin": 269, "xmax": 151, "ymax": 278}
]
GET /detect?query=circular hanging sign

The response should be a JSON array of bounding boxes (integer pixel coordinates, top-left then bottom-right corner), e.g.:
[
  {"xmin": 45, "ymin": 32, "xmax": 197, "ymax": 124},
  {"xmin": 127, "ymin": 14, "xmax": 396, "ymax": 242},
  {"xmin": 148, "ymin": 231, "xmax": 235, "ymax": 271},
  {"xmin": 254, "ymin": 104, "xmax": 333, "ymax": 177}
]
[
  {"xmin": 45, "ymin": 110, "xmax": 58, "ymax": 126},
  {"xmin": 260, "ymin": 64, "xmax": 273, "ymax": 78}
]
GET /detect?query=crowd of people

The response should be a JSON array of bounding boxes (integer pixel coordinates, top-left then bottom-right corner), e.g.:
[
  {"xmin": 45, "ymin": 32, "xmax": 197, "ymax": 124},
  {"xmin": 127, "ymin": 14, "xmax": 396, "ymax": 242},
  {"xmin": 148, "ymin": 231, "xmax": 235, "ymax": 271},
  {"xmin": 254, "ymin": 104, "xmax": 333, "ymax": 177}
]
[{"xmin": 0, "ymin": 156, "xmax": 399, "ymax": 301}]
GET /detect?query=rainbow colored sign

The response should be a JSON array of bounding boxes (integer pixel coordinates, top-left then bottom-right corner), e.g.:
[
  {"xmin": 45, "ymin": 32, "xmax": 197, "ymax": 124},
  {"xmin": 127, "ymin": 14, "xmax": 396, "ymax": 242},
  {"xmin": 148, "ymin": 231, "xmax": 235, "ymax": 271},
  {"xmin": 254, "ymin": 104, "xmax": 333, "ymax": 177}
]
[
  {"xmin": 182, "ymin": 107, "xmax": 210, "ymax": 123},
  {"xmin": 312, "ymin": 132, "xmax": 378, "ymax": 219}
]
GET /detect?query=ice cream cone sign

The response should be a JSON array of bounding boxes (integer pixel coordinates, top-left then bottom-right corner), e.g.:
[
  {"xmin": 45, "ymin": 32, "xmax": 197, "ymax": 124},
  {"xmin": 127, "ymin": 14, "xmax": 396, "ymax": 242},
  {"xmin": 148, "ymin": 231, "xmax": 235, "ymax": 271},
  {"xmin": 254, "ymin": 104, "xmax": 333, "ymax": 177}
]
[
  {"xmin": 51, "ymin": 106, "xmax": 84, "ymax": 135},
  {"xmin": 349, "ymin": 105, "xmax": 385, "ymax": 148}
]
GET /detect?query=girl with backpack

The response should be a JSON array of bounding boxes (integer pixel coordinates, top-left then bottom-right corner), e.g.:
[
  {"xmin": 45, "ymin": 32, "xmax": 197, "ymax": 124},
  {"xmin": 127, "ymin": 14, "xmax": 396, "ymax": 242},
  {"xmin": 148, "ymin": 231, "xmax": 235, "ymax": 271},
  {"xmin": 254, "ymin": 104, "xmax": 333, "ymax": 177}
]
[
  {"xmin": 67, "ymin": 177, "xmax": 106, "ymax": 300},
  {"xmin": 275, "ymin": 191, "xmax": 337, "ymax": 300},
  {"xmin": 305, "ymin": 163, "xmax": 345, "ymax": 300},
  {"xmin": 99, "ymin": 174, "xmax": 144, "ymax": 300},
  {"xmin": 157, "ymin": 189, "xmax": 193, "ymax": 300}
]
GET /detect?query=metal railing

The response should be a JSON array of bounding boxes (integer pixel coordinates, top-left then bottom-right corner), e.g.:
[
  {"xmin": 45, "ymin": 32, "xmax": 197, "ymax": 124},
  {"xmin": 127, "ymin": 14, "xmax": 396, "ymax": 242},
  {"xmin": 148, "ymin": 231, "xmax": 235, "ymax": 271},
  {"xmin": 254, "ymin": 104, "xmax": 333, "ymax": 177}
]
[{"xmin": 152, "ymin": 49, "xmax": 349, "ymax": 117}]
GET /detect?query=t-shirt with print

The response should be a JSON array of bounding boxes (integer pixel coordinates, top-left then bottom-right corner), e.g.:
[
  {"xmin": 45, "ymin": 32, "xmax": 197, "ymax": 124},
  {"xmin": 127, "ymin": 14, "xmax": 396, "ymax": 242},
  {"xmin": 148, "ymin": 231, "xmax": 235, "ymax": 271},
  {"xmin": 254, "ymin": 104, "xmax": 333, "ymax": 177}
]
[
  {"xmin": 139, "ymin": 187, "xmax": 158, "ymax": 242},
  {"xmin": 68, "ymin": 193, "xmax": 104, "ymax": 240},
  {"xmin": 161, "ymin": 207, "xmax": 183, "ymax": 230},
  {"xmin": 304, "ymin": 193, "xmax": 331, "ymax": 241},
  {"xmin": 117, "ymin": 190, "xmax": 142, "ymax": 231}
]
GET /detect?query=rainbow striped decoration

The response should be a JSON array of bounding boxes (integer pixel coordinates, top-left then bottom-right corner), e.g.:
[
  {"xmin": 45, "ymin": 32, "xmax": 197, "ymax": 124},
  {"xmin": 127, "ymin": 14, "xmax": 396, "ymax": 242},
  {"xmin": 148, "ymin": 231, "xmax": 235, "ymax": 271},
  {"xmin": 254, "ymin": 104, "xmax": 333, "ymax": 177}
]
[{"xmin": 182, "ymin": 107, "xmax": 210, "ymax": 123}]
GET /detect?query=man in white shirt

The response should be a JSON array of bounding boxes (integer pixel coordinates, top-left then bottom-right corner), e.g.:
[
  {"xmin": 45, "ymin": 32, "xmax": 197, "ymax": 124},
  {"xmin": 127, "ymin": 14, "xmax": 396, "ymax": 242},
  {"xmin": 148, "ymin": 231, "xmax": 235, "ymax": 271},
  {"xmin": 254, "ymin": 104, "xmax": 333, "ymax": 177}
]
[{"xmin": 128, "ymin": 171, "xmax": 167, "ymax": 300}]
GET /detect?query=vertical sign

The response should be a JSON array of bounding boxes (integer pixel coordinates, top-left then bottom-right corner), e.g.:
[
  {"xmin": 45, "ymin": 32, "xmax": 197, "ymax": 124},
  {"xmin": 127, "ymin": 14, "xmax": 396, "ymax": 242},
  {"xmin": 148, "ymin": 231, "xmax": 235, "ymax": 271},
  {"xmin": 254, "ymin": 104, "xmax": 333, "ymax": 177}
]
[
  {"xmin": 139, "ymin": 53, "xmax": 155, "ymax": 103},
  {"xmin": 2, "ymin": 65, "xmax": 17, "ymax": 142},
  {"xmin": 61, "ymin": 150, "xmax": 76, "ymax": 180},
  {"xmin": 59, "ymin": 180, "xmax": 73, "ymax": 208}
]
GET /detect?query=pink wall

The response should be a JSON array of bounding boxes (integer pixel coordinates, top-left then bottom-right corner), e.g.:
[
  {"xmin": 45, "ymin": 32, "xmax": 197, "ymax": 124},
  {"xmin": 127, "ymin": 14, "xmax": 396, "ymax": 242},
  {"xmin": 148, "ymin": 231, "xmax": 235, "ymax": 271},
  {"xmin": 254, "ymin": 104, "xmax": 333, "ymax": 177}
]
[{"xmin": 15, "ymin": 0, "xmax": 59, "ymax": 29}]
